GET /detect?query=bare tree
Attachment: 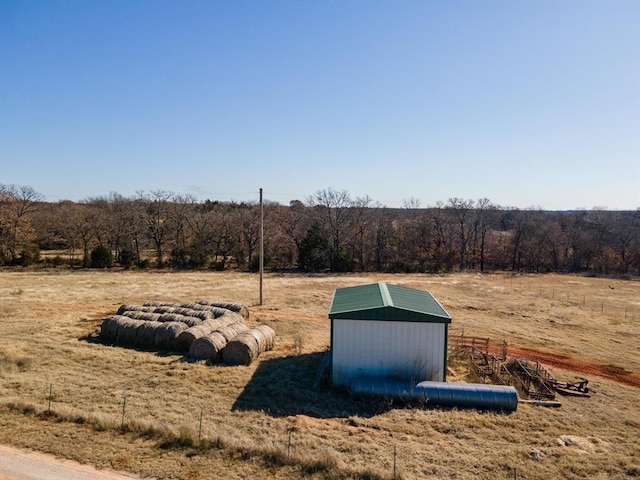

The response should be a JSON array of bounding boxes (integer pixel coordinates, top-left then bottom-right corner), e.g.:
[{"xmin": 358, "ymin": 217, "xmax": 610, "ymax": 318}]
[
  {"xmin": 0, "ymin": 184, "xmax": 44, "ymax": 262},
  {"xmin": 350, "ymin": 195, "xmax": 373, "ymax": 270},
  {"xmin": 234, "ymin": 201, "xmax": 262, "ymax": 270},
  {"xmin": 471, "ymin": 198, "xmax": 493, "ymax": 272},
  {"xmin": 274, "ymin": 200, "xmax": 310, "ymax": 269},
  {"xmin": 429, "ymin": 202, "xmax": 456, "ymax": 272},
  {"xmin": 447, "ymin": 198, "xmax": 474, "ymax": 270},
  {"xmin": 370, "ymin": 203, "xmax": 394, "ymax": 271},
  {"xmin": 139, "ymin": 190, "xmax": 174, "ymax": 268},
  {"xmin": 309, "ymin": 188, "xmax": 353, "ymax": 271},
  {"xmin": 51, "ymin": 201, "xmax": 80, "ymax": 267},
  {"xmin": 612, "ymin": 210, "xmax": 640, "ymax": 274}
]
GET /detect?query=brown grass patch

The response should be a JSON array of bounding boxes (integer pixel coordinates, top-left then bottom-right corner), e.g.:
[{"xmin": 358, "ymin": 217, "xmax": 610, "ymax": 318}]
[{"xmin": 0, "ymin": 271, "xmax": 639, "ymax": 479}]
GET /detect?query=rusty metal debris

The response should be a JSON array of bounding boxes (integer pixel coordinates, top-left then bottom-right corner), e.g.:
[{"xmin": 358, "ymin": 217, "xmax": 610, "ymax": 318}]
[
  {"xmin": 450, "ymin": 333, "xmax": 591, "ymax": 401},
  {"xmin": 549, "ymin": 377, "xmax": 591, "ymax": 397}
]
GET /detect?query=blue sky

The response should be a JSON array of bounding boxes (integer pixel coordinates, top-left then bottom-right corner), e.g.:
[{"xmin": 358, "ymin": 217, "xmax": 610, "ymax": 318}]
[{"xmin": 1, "ymin": 0, "xmax": 638, "ymax": 209}]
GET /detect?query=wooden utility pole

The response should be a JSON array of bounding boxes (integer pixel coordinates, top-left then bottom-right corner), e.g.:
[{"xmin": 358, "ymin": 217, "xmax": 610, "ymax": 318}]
[{"xmin": 259, "ymin": 188, "xmax": 264, "ymax": 305}]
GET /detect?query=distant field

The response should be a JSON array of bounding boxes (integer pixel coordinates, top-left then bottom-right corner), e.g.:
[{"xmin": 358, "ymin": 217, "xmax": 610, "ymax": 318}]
[{"xmin": 0, "ymin": 270, "xmax": 638, "ymax": 479}]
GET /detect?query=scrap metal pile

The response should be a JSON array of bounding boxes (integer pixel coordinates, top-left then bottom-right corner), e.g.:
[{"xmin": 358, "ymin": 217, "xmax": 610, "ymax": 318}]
[{"xmin": 450, "ymin": 334, "xmax": 591, "ymax": 401}]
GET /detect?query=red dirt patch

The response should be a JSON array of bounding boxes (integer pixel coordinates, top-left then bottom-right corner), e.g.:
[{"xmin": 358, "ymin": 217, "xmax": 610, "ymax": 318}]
[{"xmin": 509, "ymin": 346, "xmax": 640, "ymax": 388}]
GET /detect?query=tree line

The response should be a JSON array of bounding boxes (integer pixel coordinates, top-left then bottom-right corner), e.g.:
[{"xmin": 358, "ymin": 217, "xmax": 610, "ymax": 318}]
[{"xmin": 1, "ymin": 184, "xmax": 639, "ymax": 276}]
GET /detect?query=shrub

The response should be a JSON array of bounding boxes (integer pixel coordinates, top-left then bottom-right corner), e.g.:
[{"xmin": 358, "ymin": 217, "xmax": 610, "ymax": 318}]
[
  {"xmin": 298, "ymin": 223, "xmax": 330, "ymax": 272},
  {"xmin": 249, "ymin": 254, "xmax": 270, "ymax": 272},
  {"xmin": 169, "ymin": 248, "xmax": 189, "ymax": 269},
  {"xmin": 90, "ymin": 245, "xmax": 113, "ymax": 268},
  {"xmin": 188, "ymin": 239, "xmax": 212, "ymax": 268},
  {"xmin": 49, "ymin": 255, "xmax": 64, "ymax": 267},
  {"xmin": 137, "ymin": 258, "xmax": 150, "ymax": 269},
  {"xmin": 119, "ymin": 247, "xmax": 136, "ymax": 269},
  {"xmin": 17, "ymin": 245, "xmax": 40, "ymax": 267}
]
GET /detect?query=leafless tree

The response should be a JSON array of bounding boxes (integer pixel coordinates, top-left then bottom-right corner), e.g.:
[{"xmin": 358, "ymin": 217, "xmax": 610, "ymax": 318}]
[
  {"xmin": 308, "ymin": 188, "xmax": 353, "ymax": 271},
  {"xmin": 447, "ymin": 197, "xmax": 474, "ymax": 270},
  {"xmin": 0, "ymin": 184, "xmax": 44, "ymax": 262},
  {"xmin": 139, "ymin": 190, "xmax": 174, "ymax": 268}
]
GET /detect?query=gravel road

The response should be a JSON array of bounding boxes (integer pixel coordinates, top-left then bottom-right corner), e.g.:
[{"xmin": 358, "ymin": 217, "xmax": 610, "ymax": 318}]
[{"xmin": 0, "ymin": 445, "xmax": 147, "ymax": 480}]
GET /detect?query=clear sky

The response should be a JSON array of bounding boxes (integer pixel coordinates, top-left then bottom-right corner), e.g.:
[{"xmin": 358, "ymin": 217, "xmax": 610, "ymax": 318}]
[{"xmin": 1, "ymin": 0, "xmax": 639, "ymax": 210}]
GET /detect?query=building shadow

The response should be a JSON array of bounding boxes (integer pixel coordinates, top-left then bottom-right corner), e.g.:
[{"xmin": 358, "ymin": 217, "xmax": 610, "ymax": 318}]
[{"xmin": 231, "ymin": 352, "xmax": 393, "ymax": 419}]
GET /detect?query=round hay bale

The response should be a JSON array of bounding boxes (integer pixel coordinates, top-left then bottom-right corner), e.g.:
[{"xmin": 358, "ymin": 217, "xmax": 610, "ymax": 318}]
[
  {"xmin": 220, "ymin": 311, "xmax": 245, "ymax": 326},
  {"xmin": 116, "ymin": 304, "xmax": 146, "ymax": 316},
  {"xmin": 124, "ymin": 311, "xmax": 162, "ymax": 322},
  {"xmin": 196, "ymin": 300, "xmax": 249, "ymax": 320},
  {"xmin": 136, "ymin": 321, "xmax": 164, "ymax": 348},
  {"xmin": 222, "ymin": 332, "xmax": 259, "ymax": 366},
  {"xmin": 216, "ymin": 322, "xmax": 249, "ymax": 342},
  {"xmin": 158, "ymin": 313, "xmax": 202, "ymax": 327},
  {"xmin": 188, "ymin": 331, "xmax": 227, "ymax": 361},
  {"xmin": 143, "ymin": 301, "xmax": 179, "ymax": 308},
  {"xmin": 248, "ymin": 328, "xmax": 267, "ymax": 353},
  {"xmin": 172, "ymin": 307, "xmax": 210, "ymax": 321},
  {"xmin": 116, "ymin": 317, "xmax": 146, "ymax": 345},
  {"xmin": 179, "ymin": 303, "xmax": 217, "ymax": 315},
  {"xmin": 179, "ymin": 316, "xmax": 204, "ymax": 327},
  {"xmin": 174, "ymin": 318, "xmax": 227, "ymax": 351},
  {"xmin": 100, "ymin": 315, "xmax": 125, "ymax": 342},
  {"xmin": 154, "ymin": 322, "xmax": 188, "ymax": 351},
  {"xmin": 121, "ymin": 311, "xmax": 143, "ymax": 320},
  {"xmin": 152, "ymin": 306, "xmax": 178, "ymax": 314},
  {"xmin": 157, "ymin": 313, "xmax": 181, "ymax": 323},
  {"xmin": 210, "ymin": 307, "xmax": 231, "ymax": 318},
  {"xmin": 253, "ymin": 324, "xmax": 276, "ymax": 351}
]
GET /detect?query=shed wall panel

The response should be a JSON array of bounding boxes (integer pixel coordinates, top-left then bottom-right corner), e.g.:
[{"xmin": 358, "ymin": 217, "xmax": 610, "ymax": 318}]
[{"xmin": 331, "ymin": 319, "xmax": 445, "ymax": 386}]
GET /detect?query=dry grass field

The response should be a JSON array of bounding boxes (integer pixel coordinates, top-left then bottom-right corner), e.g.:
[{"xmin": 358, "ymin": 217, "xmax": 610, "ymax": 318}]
[{"xmin": 0, "ymin": 270, "xmax": 638, "ymax": 479}]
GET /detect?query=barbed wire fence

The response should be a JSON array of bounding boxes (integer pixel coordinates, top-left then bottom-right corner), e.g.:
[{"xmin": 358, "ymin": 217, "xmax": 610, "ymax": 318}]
[
  {"xmin": 499, "ymin": 275, "xmax": 639, "ymax": 321},
  {"xmin": 4, "ymin": 382, "xmax": 407, "ymax": 480}
]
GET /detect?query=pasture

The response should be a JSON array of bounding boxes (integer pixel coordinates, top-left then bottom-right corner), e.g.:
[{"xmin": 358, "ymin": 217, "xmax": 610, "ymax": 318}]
[{"xmin": 0, "ymin": 270, "xmax": 638, "ymax": 479}]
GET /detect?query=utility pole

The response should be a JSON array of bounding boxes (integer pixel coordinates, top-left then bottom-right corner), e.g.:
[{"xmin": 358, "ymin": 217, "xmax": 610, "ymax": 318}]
[{"xmin": 259, "ymin": 188, "xmax": 264, "ymax": 305}]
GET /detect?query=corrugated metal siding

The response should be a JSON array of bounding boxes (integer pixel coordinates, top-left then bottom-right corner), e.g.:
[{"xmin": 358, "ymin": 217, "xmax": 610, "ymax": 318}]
[
  {"xmin": 385, "ymin": 283, "xmax": 450, "ymax": 318},
  {"xmin": 331, "ymin": 319, "xmax": 445, "ymax": 386},
  {"xmin": 329, "ymin": 283, "xmax": 384, "ymax": 314}
]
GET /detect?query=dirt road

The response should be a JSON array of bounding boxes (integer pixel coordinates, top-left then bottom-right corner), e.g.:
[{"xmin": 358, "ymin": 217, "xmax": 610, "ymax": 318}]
[
  {"xmin": 0, "ymin": 445, "xmax": 146, "ymax": 480},
  {"xmin": 509, "ymin": 345, "xmax": 640, "ymax": 388}
]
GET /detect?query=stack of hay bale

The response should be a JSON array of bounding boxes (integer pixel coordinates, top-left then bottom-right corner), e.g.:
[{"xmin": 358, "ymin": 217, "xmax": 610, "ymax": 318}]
[{"xmin": 99, "ymin": 300, "xmax": 275, "ymax": 366}]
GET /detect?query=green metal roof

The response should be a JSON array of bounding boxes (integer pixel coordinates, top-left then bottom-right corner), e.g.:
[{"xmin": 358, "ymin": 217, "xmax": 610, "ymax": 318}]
[{"xmin": 328, "ymin": 282, "xmax": 451, "ymax": 323}]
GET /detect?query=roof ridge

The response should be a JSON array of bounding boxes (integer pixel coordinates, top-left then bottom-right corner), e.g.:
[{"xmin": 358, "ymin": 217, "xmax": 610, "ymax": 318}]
[{"xmin": 378, "ymin": 282, "xmax": 392, "ymax": 307}]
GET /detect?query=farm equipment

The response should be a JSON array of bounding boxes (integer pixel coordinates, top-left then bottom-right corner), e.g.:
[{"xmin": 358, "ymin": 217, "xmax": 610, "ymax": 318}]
[
  {"xmin": 549, "ymin": 377, "xmax": 591, "ymax": 397},
  {"xmin": 450, "ymin": 332, "xmax": 593, "ymax": 402}
]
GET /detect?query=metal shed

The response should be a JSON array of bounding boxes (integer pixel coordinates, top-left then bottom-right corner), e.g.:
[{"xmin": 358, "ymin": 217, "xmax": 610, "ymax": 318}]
[{"xmin": 328, "ymin": 282, "xmax": 452, "ymax": 386}]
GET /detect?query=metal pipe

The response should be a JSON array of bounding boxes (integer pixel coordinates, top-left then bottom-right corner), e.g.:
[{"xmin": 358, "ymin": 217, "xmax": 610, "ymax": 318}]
[{"xmin": 350, "ymin": 378, "xmax": 519, "ymax": 411}]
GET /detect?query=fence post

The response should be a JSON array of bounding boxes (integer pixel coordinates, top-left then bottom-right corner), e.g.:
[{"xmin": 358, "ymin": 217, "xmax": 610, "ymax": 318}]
[
  {"xmin": 47, "ymin": 384, "xmax": 53, "ymax": 413},
  {"xmin": 393, "ymin": 445, "xmax": 397, "ymax": 479},
  {"xmin": 198, "ymin": 407, "xmax": 203, "ymax": 443},
  {"xmin": 121, "ymin": 393, "xmax": 128, "ymax": 430}
]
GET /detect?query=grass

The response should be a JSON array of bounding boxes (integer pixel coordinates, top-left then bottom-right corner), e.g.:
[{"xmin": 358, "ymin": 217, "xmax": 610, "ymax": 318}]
[{"xmin": 0, "ymin": 270, "xmax": 638, "ymax": 479}]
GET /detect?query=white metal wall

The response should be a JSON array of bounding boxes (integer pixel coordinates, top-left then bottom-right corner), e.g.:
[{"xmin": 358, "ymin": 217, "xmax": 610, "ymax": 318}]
[{"xmin": 331, "ymin": 319, "xmax": 445, "ymax": 386}]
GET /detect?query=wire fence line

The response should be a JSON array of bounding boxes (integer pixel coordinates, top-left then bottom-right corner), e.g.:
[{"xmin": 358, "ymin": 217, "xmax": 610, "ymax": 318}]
[
  {"xmin": 4, "ymin": 383, "xmax": 407, "ymax": 480},
  {"xmin": 497, "ymin": 276, "xmax": 639, "ymax": 321}
]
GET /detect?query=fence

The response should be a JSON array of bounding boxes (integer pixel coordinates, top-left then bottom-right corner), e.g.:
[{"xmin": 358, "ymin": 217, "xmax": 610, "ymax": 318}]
[
  {"xmin": 3, "ymin": 382, "xmax": 407, "ymax": 480},
  {"xmin": 498, "ymin": 275, "xmax": 639, "ymax": 321}
]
